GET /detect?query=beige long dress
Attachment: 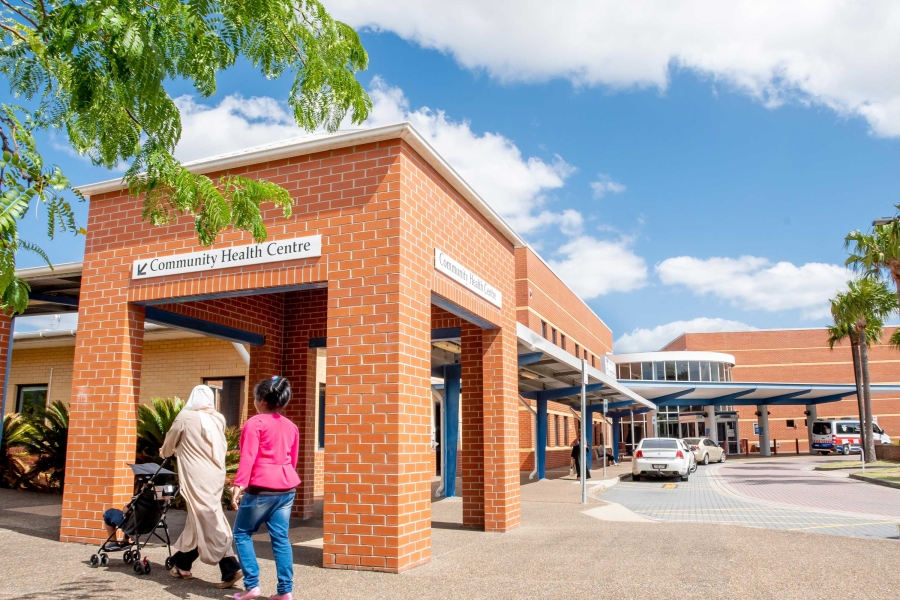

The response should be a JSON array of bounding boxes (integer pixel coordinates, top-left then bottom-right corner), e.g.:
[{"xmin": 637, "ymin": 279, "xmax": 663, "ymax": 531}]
[{"xmin": 160, "ymin": 410, "xmax": 235, "ymax": 564}]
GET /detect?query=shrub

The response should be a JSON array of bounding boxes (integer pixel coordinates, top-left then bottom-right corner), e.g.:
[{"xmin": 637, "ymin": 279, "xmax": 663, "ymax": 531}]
[
  {"xmin": 136, "ymin": 397, "xmax": 184, "ymax": 464},
  {"xmin": 0, "ymin": 413, "xmax": 32, "ymax": 488},
  {"xmin": 18, "ymin": 401, "xmax": 69, "ymax": 492}
]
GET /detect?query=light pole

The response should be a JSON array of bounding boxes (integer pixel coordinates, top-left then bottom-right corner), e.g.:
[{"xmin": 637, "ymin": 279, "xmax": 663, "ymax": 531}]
[{"xmin": 872, "ymin": 216, "xmax": 898, "ymax": 226}]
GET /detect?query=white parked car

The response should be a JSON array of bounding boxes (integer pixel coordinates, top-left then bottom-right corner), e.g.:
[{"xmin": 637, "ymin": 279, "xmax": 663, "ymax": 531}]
[
  {"xmin": 632, "ymin": 437, "xmax": 692, "ymax": 482},
  {"xmin": 683, "ymin": 437, "xmax": 726, "ymax": 465}
]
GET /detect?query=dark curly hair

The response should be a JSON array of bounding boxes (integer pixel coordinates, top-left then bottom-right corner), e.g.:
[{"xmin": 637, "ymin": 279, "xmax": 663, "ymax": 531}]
[{"xmin": 253, "ymin": 376, "xmax": 292, "ymax": 410}]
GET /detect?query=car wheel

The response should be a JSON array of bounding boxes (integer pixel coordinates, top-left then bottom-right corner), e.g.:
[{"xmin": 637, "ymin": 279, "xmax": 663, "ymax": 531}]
[
  {"xmin": 632, "ymin": 474, "xmax": 641, "ymax": 482},
  {"xmin": 702, "ymin": 453, "xmax": 709, "ymax": 465},
  {"xmin": 842, "ymin": 444, "xmax": 850, "ymax": 455},
  {"xmin": 681, "ymin": 471, "xmax": 689, "ymax": 482},
  {"xmin": 719, "ymin": 452, "xmax": 726, "ymax": 463}
]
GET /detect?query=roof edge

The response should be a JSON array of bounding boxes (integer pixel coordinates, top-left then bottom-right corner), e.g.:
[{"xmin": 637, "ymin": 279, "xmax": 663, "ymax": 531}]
[{"xmin": 74, "ymin": 122, "xmax": 526, "ymax": 248}]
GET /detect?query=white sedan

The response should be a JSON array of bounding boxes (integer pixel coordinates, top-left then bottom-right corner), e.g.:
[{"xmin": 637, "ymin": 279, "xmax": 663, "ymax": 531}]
[
  {"xmin": 683, "ymin": 437, "xmax": 726, "ymax": 465},
  {"xmin": 632, "ymin": 437, "xmax": 692, "ymax": 482}
]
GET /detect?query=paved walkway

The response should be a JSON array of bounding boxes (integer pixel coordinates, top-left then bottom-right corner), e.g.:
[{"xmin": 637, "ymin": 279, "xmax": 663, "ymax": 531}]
[{"xmin": 596, "ymin": 455, "xmax": 900, "ymax": 539}]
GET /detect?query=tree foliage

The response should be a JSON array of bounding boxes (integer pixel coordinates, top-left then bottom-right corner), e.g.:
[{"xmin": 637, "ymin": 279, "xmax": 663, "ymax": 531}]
[
  {"xmin": 17, "ymin": 400, "xmax": 69, "ymax": 491},
  {"xmin": 0, "ymin": 0, "xmax": 371, "ymax": 313},
  {"xmin": 0, "ymin": 413, "xmax": 33, "ymax": 488},
  {"xmin": 846, "ymin": 221, "xmax": 900, "ymax": 315},
  {"xmin": 136, "ymin": 396, "xmax": 184, "ymax": 463}
]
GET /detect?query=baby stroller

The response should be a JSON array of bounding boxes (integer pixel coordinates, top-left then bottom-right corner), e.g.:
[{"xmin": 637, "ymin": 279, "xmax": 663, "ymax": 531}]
[{"xmin": 89, "ymin": 460, "xmax": 180, "ymax": 575}]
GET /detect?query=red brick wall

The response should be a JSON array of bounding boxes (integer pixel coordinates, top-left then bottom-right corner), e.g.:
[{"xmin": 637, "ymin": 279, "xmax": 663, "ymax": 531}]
[
  {"xmin": 673, "ymin": 328, "xmax": 900, "ymax": 447},
  {"xmin": 61, "ymin": 135, "xmax": 522, "ymax": 572},
  {"xmin": 515, "ymin": 247, "xmax": 612, "ymax": 364}
]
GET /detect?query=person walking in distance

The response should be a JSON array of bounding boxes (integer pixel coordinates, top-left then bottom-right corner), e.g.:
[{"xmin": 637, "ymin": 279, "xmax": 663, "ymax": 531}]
[
  {"xmin": 571, "ymin": 433, "xmax": 592, "ymax": 480},
  {"xmin": 231, "ymin": 377, "xmax": 300, "ymax": 600}
]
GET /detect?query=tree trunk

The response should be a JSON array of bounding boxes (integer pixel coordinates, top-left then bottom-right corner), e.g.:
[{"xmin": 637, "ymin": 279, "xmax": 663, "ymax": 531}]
[
  {"xmin": 858, "ymin": 330, "xmax": 876, "ymax": 463},
  {"xmin": 850, "ymin": 333, "xmax": 867, "ymax": 454}
]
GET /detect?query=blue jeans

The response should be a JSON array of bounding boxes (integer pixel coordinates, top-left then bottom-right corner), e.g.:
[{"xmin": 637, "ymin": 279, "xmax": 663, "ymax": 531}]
[{"xmin": 233, "ymin": 492, "xmax": 295, "ymax": 594}]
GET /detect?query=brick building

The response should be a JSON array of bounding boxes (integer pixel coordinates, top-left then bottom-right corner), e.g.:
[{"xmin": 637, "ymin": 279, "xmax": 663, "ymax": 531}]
[{"xmin": 0, "ymin": 123, "xmax": 648, "ymax": 573}]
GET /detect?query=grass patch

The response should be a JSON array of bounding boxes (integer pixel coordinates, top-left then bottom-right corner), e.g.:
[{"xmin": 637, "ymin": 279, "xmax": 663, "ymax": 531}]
[
  {"xmin": 853, "ymin": 467, "xmax": 900, "ymax": 482},
  {"xmin": 816, "ymin": 460, "xmax": 898, "ymax": 470}
]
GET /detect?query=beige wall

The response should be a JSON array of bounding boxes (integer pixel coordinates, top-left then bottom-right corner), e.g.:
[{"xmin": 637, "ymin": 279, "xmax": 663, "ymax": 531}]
[{"xmin": 3, "ymin": 336, "xmax": 248, "ymax": 416}]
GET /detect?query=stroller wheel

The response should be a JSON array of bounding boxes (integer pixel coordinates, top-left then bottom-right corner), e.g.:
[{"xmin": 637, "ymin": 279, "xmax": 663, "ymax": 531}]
[
  {"xmin": 123, "ymin": 550, "xmax": 132, "ymax": 564},
  {"xmin": 133, "ymin": 561, "xmax": 144, "ymax": 575},
  {"xmin": 142, "ymin": 558, "xmax": 151, "ymax": 575},
  {"xmin": 89, "ymin": 554, "xmax": 100, "ymax": 568},
  {"xmin": 164, "ymin": 556, "xmax": 173, "ymax": 570},
  {"xmin": 133, "ymin": 550, "xmax": 140, "ymax": 563},
  {"xmin": 100, "ymin": 553, "xmax": 109, "ymax": 566}
]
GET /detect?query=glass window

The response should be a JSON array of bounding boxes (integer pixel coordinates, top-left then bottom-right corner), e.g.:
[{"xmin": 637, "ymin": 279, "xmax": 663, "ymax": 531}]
[
  {"xmin": 630, "ymin": 363, "xmax": 642, "ymax": 380},
  {"xmin": 552, "ymin": 328, "xmax": 557, "ymax": 345},
  {"xmin": 710, "ymin": 363, "xmax": 720, "ymax": 382},
  {"xmin": 541, "ymin": 321, "xmax": 548, "ymax": 339},
  {"xmin": 700, "ymin": 362, "xmax": 711, "ymax": 382},
  {"xmin": 665, "ymin": 361, "xmax": 676, "ymax": 381},
  {"xmin": 726, "ymin": 365, "xmax": 732, "ymax": 381},
  {"xmin": 619, "ymin": 364, "xmax": 630, "ymax": 379},
  {"xmin": 654, "ymin": 362, "xmax": 665, "ymax": 380},
  {"xmin": 560, "ymin": 334, "xmax": 566, "ymax": 350},
  {"xmin": 641, "ymin": 362, "xmax": 653, "ymax": 380},
  {"xmin": 564, "ymin": 416, "xmax": 569, "ymax": 445},
  {"xmin": 718, "ymin": 363, "xmax": 725, "ymax": 381},
  {"xmin": 591, "ymin": 354, "xmax": 595, "ymax": 368},
  {"xmin": 812, "ymin": 422, "xmax": 831, "ymax": 435},
  {"xmin": 16, "ymin": 385, "xmax": 47, "ymax": 417},
  {"xmin": 676, "ymin": 361, "xmax": 689, "ymax": 381},
  {"xmin": 554, "ymin": 415, "xmax": 560, "ymax": 447},
  {"xmin": 689, "ymin": 361, "xmax": 700, "ymax": 381},
  {"xmin": 639, "ymin": 439, "xmax": 678, "ymax": 449}
]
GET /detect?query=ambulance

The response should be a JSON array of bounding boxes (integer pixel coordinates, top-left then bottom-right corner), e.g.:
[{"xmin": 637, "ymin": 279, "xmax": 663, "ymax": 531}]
[{"xmin": 810, "ymin": 419, "xmax": 891, "ymax": 455}]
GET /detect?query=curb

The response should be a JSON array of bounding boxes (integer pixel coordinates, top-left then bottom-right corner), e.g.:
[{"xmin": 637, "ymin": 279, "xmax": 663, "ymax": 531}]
[
  {"xmin": 814, "ymin": 464, "xmax": 896, "ymax": 472},
  {"xmin": 849, "ymin": 473, "xmax": 900, "ymax": 490}
]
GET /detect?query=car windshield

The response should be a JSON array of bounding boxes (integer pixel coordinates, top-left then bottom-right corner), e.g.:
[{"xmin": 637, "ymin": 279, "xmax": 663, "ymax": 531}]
[
  {"xmin": 683, "ymin": 438, "xmax": 701, "ymax": 445},
  {"xmin": 812, "ymin": 423, "xmax": 831, "ymax": 435},
  {"xmin": 640, "ymin": 439, "xmax": 678, "ymax": 449}
]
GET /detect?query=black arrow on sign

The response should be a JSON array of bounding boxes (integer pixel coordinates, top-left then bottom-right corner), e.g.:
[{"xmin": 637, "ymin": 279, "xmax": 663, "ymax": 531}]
[{"xmin": 136, "ymin": 263, "xmax": 147, "ymax": 276}]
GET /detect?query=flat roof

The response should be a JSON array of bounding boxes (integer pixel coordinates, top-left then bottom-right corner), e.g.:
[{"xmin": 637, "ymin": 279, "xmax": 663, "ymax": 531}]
[{"xmin": 619, "ymin": 380, "xmax": 900, "ymax": 407}]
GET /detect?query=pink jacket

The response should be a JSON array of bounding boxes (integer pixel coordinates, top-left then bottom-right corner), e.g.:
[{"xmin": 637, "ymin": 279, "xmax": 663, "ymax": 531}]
[{"xmin": 234, "ymin": 413, "xmax": 301, "ymax": 490}]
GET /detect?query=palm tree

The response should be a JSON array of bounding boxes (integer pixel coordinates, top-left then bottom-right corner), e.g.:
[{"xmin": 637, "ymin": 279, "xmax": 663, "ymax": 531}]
[
  {"xmin": 18, "ymin": 401, "xmax": 69, "ymax": 491},
  {"xmin": 846, "ymin": 223, "xmax": 900, "ymax": 315},
  {"xmin": 837, "ymin": 279, "xmax": 896, "ymax": 462},
  {"xmin": 136, "ymin": 397, "xmax": 185, "ymax": 463},
  {"xmin": 828, "ymin": 293, "xmax": 873, "ymax": 453},
  {"xmin": 0, "ymin": 414, "xmax": 33, "ymax": 488}
]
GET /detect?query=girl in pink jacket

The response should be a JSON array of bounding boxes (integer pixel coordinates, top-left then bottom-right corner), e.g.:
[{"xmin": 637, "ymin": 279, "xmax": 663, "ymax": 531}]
[{"xmin": 231, "ymin": 376, "xmax": 300, "ymax": 600}]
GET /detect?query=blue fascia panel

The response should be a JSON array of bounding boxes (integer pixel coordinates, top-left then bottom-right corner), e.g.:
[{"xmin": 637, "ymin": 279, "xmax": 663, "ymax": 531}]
[
  {"xmin": 650, "ymin": 388, "xmax": 697, "ymax": 406},
  {"xmin": 809, "ymin": 391, "xmax": 857, "ymax": 405},
  {"xmin": 518, "ymin": 352, "xmax": 543, "ymax": 366},
  {"xmin": 309, "ymin": 337, "xmax": 327, "ymax": 348},
  {"xmin": 431, "ymin": 293, "xmax": 499, "ymax": 330},
  {"xmin": 432, "ymin": 327, "xmax": 461, "ymax": 341},
  {"xmin": 144, "ymin": 306, "xmax": 265, "ymax": 346},
  {"xmin": 519, "ymin": 383, "xmax": 604, "ymax": 402},
  {"xmin": 28, "ymin": 293, "xmax": 79, "ymax": 307}
]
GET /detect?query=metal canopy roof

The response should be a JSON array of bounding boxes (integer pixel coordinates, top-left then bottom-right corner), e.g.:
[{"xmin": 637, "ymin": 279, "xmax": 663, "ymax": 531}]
[
  {"xmin": 16, "ymin": 262, "xmax": 83, "ymax": 316},
  {"xmin": 516, "ymin": 324, "xmax": 653, "ymax": 412},
  {"xmin": 619, "ymin": 380, "xmax": 900, "ymax": 407}
]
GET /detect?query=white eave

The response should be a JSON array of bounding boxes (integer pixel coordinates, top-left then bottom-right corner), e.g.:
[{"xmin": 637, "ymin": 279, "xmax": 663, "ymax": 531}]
[{"xmin": 74, "ymin": 122, "xmax": 527, "ymax": 249}]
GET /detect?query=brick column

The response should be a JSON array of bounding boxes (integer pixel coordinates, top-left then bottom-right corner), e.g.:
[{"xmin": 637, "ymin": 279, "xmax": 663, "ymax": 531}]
[
  {"xmin": 322, "ymin": 275, "xmax": 432, "ymax": 573},
  {"xmin": 460, "ymin": 322, "xmax": 484, "ymax": 528},
  {"xmin": 481, "ymin": 326, "xmax": 521, "ymax": 532},
  {"xmin": 61, "ymin": 300, "xmax": 145, "ymax": 543},
  {"xmin": 0, "ymin": 314, "xmax": 12, "ymax": 418},
  {"xmin": 246, "ymin": 294, "xmax": 285, "ymax": 419}
]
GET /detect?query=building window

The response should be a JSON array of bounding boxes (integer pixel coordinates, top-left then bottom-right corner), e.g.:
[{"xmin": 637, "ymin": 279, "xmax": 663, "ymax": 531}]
[
  {"xmin": 560, "ymin": 334, "xmax": 566, "ymax": 350},
  {"xmin": 204, "ymin": 377, "xmax": 245, "ymax": 428},
  {"xmin": 641, "ymin": 362, "xmax": 653, "ymax": 380},
  {"xmin": 688, "ymin": 361, "xmax": 700, "ymax": 381},
  {"xmin": 16, "ymin": 384, "xmax": 47, "ymax": 417},
  {"xmin": 554, "ymin": 415, "xmax": 560, "ymax": 447},
  {"xmin": 575, "ymin": 344, "xmax": 580, "ymax": 359},
  {"xmin": 564, "ymin": 417, "xmax": 569, "ymax": 445},
  {"xmin": 552, "ymin": 328, "xmax": 557, "ymax": 345},
  {"xmin": 318, "ymin": 383, "xmax": 326, "ymax": 449},
  {"xmin": 541, "ymin": 320, "xmax": 548, "ymax": 339},
  {"xmin": 591, "ymin": 354, "xmax": 595, "ymax": 368},
  {"xmin": 786, "ymin": 419, "xmax": 795, "ymax": 429},
  {"xmin": 654, "ymin": 362, "xmax": 665, "ymax": 381}
]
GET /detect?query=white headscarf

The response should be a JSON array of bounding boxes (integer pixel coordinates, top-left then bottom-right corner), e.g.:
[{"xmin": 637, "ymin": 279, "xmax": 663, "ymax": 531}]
[{"xmin": 184, "ymin": 385, "xmax": 227, "ymax": 469}]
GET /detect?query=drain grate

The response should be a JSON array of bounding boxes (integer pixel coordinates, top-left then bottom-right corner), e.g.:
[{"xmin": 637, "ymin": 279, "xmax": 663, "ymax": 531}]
[{"xmin": 663, "ymin": 483, "xmax": 677, "ymax": 490}]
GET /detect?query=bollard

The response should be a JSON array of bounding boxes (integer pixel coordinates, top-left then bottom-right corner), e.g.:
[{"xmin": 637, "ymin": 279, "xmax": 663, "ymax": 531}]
[
  {"xmin": 795, "ymin": 439, "xmax": 800, "ymax": 455},
  {"xmin": 773, "ymin": 439, "xmax": 777, "ymax": 455}
]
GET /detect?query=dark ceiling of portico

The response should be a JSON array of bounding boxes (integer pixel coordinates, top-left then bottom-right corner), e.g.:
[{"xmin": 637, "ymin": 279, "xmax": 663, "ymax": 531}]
[{"xmin": 21, "ymin": 271, "xmax": 81, "ymax": 315}]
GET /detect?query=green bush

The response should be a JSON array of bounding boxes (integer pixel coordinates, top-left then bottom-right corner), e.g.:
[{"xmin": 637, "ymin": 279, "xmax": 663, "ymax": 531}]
[
  {"xmin": 136, "ymin": 397, "xmax": 185, "ymax": 464},
  {"xmin": 0, "ymin": 413, "xmax": 32, "ymax": 488},
  {"xmin": 17, "ymin": 401, "xmax": 69, "ymax": 492}
]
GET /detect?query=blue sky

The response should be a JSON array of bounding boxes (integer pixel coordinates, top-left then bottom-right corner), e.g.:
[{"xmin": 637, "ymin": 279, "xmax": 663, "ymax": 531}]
[{"xmin": 13, "ymin": 3, "xmax": 900, "ymax": 349}]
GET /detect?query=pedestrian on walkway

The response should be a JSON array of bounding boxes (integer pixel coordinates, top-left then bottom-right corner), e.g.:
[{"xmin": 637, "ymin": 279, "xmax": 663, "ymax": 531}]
[
  {"xmin": 161, "ymin": 384, "xmax": 242, "ymax": 588},
  {"xmin": 231, "ymin": 376, "xmax": 300, "ymax": 600},
  {"xmin": 571, "ymin": 433, "xmax": 591, "ymax": 480}
]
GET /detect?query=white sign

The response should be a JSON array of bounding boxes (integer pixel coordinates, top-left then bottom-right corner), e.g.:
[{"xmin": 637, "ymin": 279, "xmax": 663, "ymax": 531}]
[
  {"xmin": 602, "ymin": 356, "xmax": 617, "ymax": 379},
  {"xmin": 434, "ymin": 249, "xmax": 502, "ymax": 308},
  {"xmin": 132, "ymin": 235, "xmax": 322, "ymax": 280}
]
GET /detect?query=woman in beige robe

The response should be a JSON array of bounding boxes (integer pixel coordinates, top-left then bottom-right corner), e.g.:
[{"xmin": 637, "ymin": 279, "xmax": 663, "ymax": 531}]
[{"xmin": 161, "ymin": 385, "xmax": 242, "ymax": 588}]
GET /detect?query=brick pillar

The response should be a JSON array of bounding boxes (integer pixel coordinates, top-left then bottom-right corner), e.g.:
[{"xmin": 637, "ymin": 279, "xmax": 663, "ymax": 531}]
[
  {"xmin": 322, "ymin": 277, "xmax": 432, "ymax": 573},
  {"xmin": 0, "ymin": 314, "xmax": 12, "ymax": 418},
  {"xmin": 460, "ymin": 322, "xmax": 484, "ymax": 528},
  {"xmin": 61, "ymin": 301, "xmax": 145, "ymax": 543},
  {"xmin": 283, "ymin": 289, "xmax": 326, "ymax": 519},
  {"xmin": 482, "ymin": 327, "xmax": 521, "ymax": 532},
  {"xmin": 246, "ymin": 294, "xmax": 285, "ymax": 418}
]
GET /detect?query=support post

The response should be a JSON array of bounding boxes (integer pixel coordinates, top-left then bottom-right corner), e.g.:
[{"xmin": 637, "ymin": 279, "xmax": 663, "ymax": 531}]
[
  {"xmin": 630, "ymin": 410, "xmax": 636, "ymax": 456},
  {"xmin": 758, "ymin": 405, "xmax": 771, "ymax": 457},
  {"xmin": 442, "ymin": 364, "xmax": 461, "ymax": 498},
  {"xmin": 580, "ymin": 358, "xmax": 587, "ymax": 505},
  {"xmin": 612, "ymin": 415, "xmax": 621, "ymax": 463},
  {"xmin": 705, "ymin": 409, "xmax": 716, "ymax": 443},
  {"xmin": 536, "ymin": 398, "xmax": 548, "ymax": 480},
  {"xmin": 805, "ymin": 404, "xmax": 817, "ymax": 454}
]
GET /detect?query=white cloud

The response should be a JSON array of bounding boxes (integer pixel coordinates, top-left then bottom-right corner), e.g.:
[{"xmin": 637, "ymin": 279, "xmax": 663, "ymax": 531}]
[
  {"xmin": 173, "ymin": 79, "xmax": 576, "ymax": 234},
  {"xmin": 614, "ymin": 317, "xmax": 758, "ymax": 353},
  {"xmin": 329, "ymin": 0, "xmax": 900, "ymax": 137},
  {"xmin": 656, "ymin": 255, "xmax": 852, "ymax": 319},
  {"xmin": 15, "ymin": 313, "xmax": 78, "ymax": 333},
  {"xmin": 590, "ymin": 174, "xmax": 626, "ymax": 199},
  {"xmin": 546, "ymin": 235, "xmax": 648, "ymax": 299}
]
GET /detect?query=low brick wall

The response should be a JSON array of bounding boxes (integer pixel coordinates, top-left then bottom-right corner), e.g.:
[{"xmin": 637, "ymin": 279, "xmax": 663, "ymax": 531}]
[{"xmin": 874, "ymin": 444, "xmax": 900, "ymax": 462}]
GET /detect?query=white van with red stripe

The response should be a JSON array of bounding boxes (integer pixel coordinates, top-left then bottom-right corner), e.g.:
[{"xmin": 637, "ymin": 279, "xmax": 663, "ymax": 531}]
[{"xmin": 810, "ymin": 419, "xmax": 891, "ymax": 455}]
